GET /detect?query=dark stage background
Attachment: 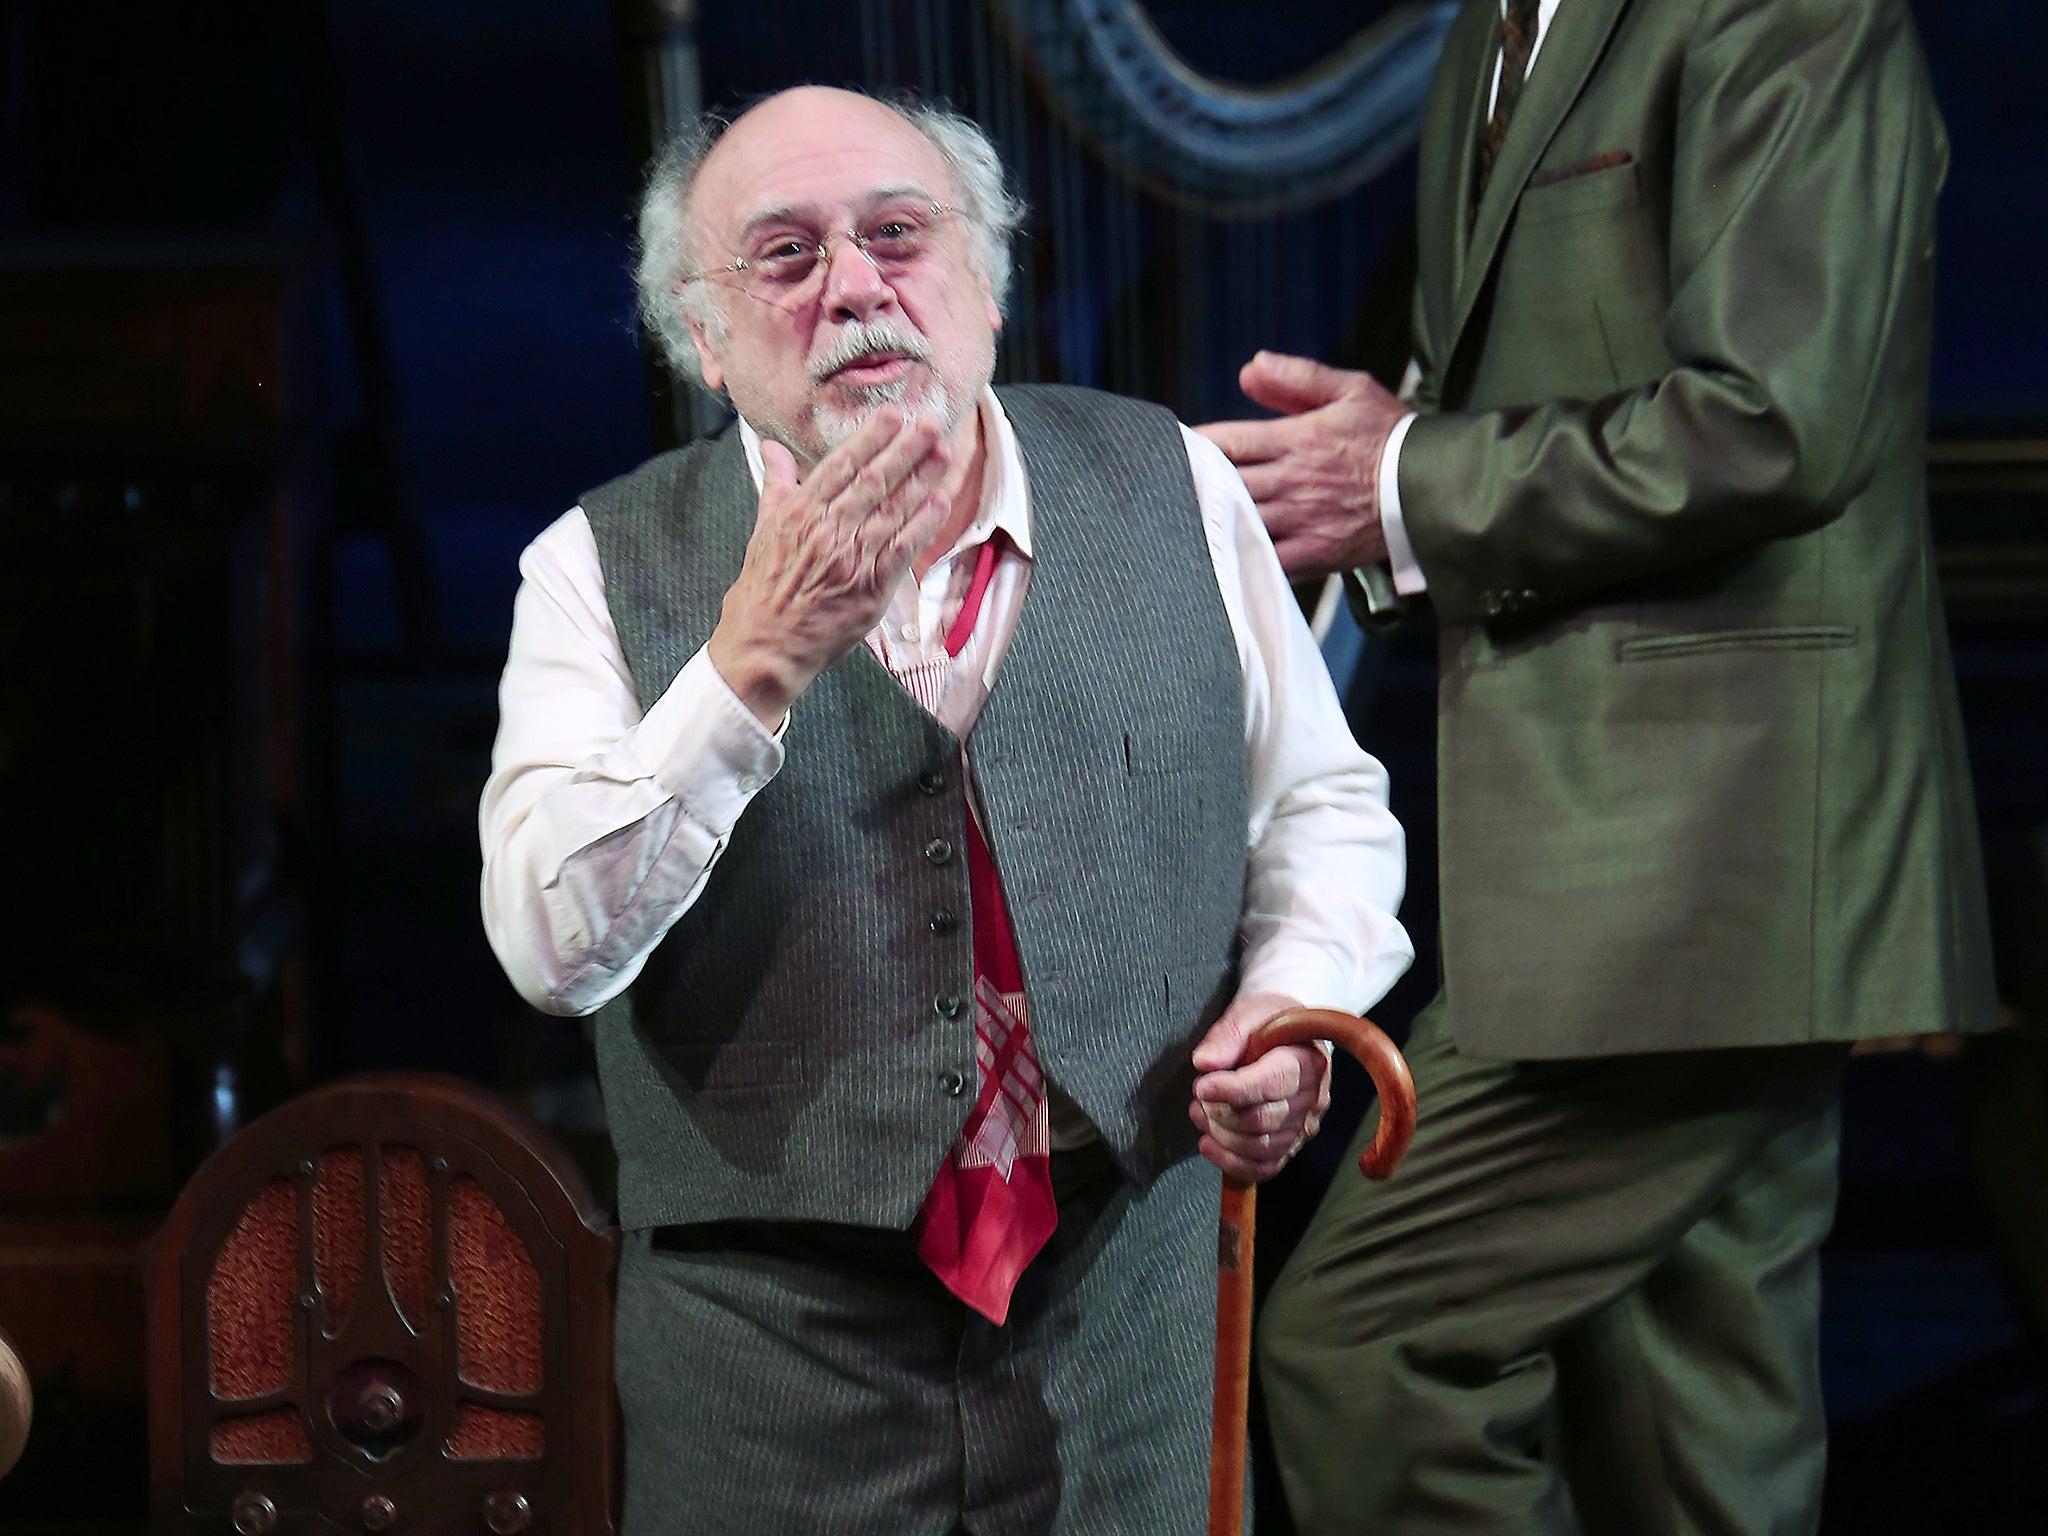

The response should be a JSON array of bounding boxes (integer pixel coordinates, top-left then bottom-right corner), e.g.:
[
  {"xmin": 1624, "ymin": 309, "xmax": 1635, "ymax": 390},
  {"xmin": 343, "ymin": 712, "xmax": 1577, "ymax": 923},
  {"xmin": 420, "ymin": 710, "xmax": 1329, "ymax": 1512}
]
[{"xmin": 0, "ymin": 0, "xmax": 2042, "ymax": 1529}]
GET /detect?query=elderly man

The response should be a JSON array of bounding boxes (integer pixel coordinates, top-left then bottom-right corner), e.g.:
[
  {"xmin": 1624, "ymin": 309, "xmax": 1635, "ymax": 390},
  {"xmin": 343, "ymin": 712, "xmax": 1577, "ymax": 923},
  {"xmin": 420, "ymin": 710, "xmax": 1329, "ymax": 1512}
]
[{"xmin": 479, "ymin": 86, "xmax": 1410, "ymax": 1534}]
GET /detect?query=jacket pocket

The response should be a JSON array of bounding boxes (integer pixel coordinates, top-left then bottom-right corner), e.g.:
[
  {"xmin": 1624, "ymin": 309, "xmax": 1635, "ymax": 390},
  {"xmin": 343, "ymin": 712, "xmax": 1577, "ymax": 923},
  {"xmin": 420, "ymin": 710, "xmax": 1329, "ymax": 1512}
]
[
  {"xmin": 1517, "ymin": 154, "xmax": 1638, "ymax": 224},
  {"xmin": 1617, "ymin": 625, "xmax": 1856, "ymax": 661},
  {"xmin": 1528, "ymin": 150, "xmax": 1635, "ymax": 191}
]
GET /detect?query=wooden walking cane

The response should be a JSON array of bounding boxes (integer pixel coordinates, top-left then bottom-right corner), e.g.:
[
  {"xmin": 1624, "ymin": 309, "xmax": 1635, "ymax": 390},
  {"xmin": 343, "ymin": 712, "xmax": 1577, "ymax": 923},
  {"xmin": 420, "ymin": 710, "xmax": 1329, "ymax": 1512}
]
[{"xmin": 1207, "ymin": 1008, "xmax": 1418, "ymax": 1536}]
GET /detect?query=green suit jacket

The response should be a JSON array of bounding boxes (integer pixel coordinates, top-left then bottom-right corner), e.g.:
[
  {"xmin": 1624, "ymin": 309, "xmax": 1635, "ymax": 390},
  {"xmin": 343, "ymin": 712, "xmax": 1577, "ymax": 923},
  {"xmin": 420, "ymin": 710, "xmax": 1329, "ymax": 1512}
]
[{"xmin": 1397, "ymin": 0, "xmax": 1998, "ymax": 1056}]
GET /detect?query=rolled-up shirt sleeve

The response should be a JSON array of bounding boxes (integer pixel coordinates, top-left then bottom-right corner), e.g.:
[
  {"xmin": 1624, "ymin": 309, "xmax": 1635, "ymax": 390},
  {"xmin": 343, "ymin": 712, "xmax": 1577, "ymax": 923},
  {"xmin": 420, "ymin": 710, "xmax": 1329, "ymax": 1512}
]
[
  {"xmin": 1179, "ymin": 427, "xmax": 1414, "ymax": 1015},
  {"xmin": 479, "ymin": 507, "xmax": 784, "ymax": 1016}
]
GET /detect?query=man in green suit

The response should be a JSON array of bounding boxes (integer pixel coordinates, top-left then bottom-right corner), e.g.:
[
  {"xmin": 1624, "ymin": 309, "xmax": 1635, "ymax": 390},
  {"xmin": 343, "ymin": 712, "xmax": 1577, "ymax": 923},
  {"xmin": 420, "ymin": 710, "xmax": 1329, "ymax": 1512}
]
[{"xmin": 1199, "ymin": 0, "xmax": 1998, "ymax": 1529}]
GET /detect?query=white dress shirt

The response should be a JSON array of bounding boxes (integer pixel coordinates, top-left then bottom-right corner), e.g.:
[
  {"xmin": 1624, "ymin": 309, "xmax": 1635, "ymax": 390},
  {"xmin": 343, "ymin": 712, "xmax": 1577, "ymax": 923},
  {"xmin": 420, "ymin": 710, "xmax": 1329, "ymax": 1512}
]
[
  {"xmin": 1381, "ymin": 0, "xmax": 1563, "ymax": 594},
  {"xmin": 481, "ymin": 388, "xmax": 1412, "ymax": 1039}
]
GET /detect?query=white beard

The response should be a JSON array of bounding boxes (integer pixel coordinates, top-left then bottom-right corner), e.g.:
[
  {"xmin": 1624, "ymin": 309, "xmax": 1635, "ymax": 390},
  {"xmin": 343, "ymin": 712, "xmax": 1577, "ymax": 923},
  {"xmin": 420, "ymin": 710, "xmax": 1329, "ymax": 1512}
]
[
  {"xmin": 796, "ymin": 316, "xmax": 985, "ymax": 461},
  {"xmin": 811, "ymin": 372, "xmax": 956, "ymax": 453},
  {"xmin": 738, "ymin": 317, "xmax": 994, "ymax": 468}
]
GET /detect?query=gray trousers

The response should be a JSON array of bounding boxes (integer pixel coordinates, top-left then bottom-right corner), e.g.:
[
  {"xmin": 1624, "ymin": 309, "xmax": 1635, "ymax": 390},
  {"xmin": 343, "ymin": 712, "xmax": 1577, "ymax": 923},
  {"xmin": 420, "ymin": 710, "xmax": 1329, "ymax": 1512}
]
[
  {"xmin": 614, "ymin": 1145, "xmax": 1223, "ymax": 1535},
  {"xmin": 1261, "ymin": 1001, "xmax": 1848, "ymax": 1536}
]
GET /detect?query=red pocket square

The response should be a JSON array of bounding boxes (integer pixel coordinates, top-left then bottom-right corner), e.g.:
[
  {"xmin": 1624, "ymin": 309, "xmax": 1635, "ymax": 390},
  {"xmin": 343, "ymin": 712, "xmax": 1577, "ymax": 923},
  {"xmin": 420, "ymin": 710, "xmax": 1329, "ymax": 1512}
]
[{"xmin": 1528, "ymin": 150, "xmax": 1634, "ymax": 189}]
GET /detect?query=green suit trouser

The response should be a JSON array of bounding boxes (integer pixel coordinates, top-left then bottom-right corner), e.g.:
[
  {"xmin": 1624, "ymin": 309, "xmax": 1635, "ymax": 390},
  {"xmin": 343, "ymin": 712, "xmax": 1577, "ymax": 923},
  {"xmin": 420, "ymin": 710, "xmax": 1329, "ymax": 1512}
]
[{"xmin": 1261, "ymin": 1001, "xmax": 1848, "ymax": 1536}]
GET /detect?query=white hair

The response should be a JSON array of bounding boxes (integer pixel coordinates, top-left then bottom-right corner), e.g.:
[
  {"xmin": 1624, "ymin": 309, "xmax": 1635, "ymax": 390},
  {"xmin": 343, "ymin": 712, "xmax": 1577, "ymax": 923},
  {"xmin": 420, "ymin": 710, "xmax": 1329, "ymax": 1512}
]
[{"xmin": 633, "ymin": 92, "xmax": 1027, "ymax": 390}]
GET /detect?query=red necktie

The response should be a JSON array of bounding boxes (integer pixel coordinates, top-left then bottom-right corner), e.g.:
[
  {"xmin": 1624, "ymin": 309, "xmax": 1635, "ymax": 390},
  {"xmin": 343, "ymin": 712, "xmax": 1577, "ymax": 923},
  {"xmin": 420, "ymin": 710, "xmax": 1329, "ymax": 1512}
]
[{"xmin": 885, "ymin": 537, "xmax": 1058, "ymax": 1325}]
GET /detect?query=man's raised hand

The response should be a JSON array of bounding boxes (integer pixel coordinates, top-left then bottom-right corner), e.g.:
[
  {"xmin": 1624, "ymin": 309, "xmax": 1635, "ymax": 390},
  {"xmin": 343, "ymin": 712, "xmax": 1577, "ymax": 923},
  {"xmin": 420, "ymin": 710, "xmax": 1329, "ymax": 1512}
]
[
  {"xmin": 708, "ymin": 407, "xmax": 953, "ymax": 726},
  {"xmin": 1195, "ymin": 351, "xmax": 1408, "ymax": 579}
]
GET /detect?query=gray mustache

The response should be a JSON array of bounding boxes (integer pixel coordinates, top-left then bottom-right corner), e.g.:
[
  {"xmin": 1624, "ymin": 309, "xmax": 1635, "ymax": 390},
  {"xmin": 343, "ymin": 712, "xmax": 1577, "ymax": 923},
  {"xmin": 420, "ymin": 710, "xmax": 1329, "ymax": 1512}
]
[{"xmin": 809, "ymin": 322, "xmax": 933, "ymax": 381}]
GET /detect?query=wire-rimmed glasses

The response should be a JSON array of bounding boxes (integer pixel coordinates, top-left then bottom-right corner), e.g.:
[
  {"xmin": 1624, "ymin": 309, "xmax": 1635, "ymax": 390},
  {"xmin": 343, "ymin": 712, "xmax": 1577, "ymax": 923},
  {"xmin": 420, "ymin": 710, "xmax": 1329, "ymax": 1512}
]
[{"xmin": 678, "ymin": 202, "xmax": 961, "ymax": 307}]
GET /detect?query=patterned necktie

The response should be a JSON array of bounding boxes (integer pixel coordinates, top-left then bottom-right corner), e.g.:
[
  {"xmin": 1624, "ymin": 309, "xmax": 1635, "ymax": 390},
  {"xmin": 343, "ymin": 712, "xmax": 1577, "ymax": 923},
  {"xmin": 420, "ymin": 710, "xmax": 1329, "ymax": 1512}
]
[
  {"xmin": 871, "ymin": 536, "xmax": 1058, "ymax": 1327},
  {"xmin": 1476, "ymin": 0, "xmax": 1542, "ymax": 206}
]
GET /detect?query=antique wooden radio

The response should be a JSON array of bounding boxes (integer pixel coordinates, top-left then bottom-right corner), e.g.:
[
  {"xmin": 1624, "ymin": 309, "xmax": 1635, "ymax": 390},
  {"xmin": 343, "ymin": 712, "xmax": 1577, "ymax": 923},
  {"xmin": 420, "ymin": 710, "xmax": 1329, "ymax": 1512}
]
[{"xmin": 146, "ymin": 1076, "xmax": 618, "ymax": 1535}]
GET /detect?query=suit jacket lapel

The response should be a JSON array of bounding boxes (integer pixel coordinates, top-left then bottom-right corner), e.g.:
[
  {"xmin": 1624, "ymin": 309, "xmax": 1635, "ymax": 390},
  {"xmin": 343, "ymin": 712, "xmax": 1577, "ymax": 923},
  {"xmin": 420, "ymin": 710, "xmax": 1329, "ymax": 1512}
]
[
  {"xmin": 1427, "ymin": 0, "xmax": 1497, "ymax": 321},
  {"xmin": 1445, "ymin": 0, "xmax": 1634, "ymax": 361}
]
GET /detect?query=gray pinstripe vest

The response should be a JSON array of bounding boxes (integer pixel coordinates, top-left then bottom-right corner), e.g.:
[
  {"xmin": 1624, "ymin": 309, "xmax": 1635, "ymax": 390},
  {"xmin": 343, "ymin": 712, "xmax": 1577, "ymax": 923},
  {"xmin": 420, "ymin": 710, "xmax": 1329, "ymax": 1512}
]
[{"xmin": 582, "ymin": 384, "xmax": 1248, "ymax": 1231}]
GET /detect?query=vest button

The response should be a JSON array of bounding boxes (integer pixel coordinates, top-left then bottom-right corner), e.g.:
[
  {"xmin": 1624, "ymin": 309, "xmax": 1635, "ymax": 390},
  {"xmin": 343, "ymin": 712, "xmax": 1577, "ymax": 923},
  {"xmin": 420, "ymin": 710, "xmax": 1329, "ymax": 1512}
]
[
  {"xmin": 918, "ymin": 768, "xmax": 946, "ymax": 796},
  {"xmin": 936, "ymin": 993, "xmax": 965, "ymax": 1020},
  {"xmin": 924, "ymin": 838, "xmax": 954, "ymax": 865},
  {"xmin": 939, "ymin": 1069, "xmax": 967, "ymax": 1097},
  {"xmin": 929, "ymin": 909, "xmax": 957, "ymax": 935}
]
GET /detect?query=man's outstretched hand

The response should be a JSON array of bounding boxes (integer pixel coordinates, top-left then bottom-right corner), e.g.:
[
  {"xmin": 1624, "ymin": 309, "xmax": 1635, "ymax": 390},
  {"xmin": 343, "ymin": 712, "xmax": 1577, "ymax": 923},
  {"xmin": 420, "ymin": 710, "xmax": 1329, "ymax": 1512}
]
[
  {"xmin": 1190, "ymin": 992, "xmax": 1333, "ymax": 1184},
  {"xmin": 1196, "ymin": 351, "xmax": 1408, "ymax": 580}
]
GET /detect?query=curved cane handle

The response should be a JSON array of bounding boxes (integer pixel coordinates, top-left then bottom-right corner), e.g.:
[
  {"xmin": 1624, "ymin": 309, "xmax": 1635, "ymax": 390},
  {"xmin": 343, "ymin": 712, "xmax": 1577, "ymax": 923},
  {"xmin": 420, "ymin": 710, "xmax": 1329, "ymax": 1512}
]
[{"xmin": 1240, "ymin": 1007, "xmax": 1417, "ymax": 1178}]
